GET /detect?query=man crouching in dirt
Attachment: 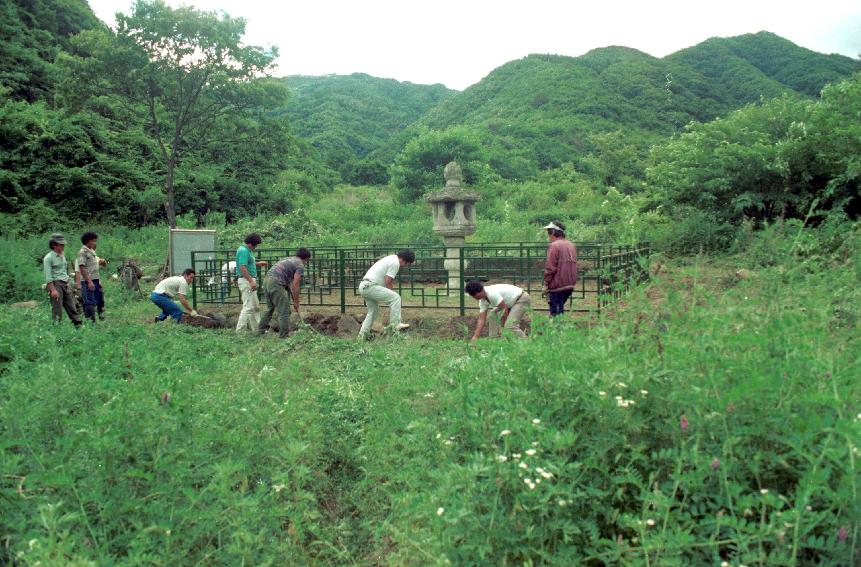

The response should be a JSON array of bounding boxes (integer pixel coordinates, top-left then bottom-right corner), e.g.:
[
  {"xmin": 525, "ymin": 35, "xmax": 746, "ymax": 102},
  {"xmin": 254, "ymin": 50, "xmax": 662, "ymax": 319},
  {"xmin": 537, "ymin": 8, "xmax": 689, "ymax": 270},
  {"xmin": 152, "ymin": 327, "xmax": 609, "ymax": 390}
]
[
  {"xmin": 465, "ymin": 280, "xmax": 530, "ymax": 344},
  {"xmin": 258, "ymin": 248, "xmax": 311, "ymax": 338},
  {"xmin": 151, "ymin": 269, "xmax": 197, "ymax": 323},
  {"xmin": 357, "ymin": 249, "xmax": 415, "ymax": 340}
]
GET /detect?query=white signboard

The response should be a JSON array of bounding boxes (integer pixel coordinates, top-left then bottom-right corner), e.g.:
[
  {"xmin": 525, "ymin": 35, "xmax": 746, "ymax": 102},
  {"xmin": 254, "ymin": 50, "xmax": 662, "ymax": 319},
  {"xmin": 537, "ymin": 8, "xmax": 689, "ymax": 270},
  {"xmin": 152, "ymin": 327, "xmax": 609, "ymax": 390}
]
[{"xmin": 169, "ymin": 229, "xmax": 217, "ymax": 276}]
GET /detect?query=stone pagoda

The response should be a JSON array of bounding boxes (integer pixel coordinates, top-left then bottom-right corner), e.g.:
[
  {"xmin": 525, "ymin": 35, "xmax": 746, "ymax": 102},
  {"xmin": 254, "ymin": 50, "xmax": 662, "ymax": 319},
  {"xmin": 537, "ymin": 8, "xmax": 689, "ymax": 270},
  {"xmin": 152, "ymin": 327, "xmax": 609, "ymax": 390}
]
[{"xmin": 427, "ymin": 161, "xmax": 481, "ymax": 290}]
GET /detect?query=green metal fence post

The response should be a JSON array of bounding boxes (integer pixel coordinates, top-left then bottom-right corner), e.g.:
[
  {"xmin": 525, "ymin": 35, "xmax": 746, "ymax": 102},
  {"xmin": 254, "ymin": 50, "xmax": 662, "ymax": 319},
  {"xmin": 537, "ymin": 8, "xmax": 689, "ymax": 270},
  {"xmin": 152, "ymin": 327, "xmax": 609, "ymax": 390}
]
[
  {"xmin": 191, "ymin": 251, "xmax": 197, "ymax": 309},
  {"xmin": 459, "ymin": 247, "xmax": 465, "ymax": 317},
  {"xmin": 339, "ymin": 249, "xmax": 346, "ymax": 314}
]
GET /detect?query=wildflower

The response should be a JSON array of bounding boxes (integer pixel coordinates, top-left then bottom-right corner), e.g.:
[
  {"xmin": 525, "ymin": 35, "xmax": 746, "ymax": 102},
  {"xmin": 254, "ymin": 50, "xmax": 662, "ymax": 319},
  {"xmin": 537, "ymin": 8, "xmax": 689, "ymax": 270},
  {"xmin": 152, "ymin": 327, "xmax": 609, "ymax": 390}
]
[
  {"xmin": 496, "ymin": 455, "xmax": 508, "ymax": 463},
  {"xmin": 523, "ymin": 478, "xmax": 536, "ymax": 490},
  {"xmin": 436, "ymin": 433, "xmax": 441, "ymax": 439},
  {"xmin": 161, "ymin": 392, "xmax": 170, "ymax": 405},
  {"xmin": 532, "ymin": 441, "xmax": 539, "ymax": 447},
  {"xmin": 618, "ymin": 382, "xmax": 627, "ymax": 388},
  {"xmin": 424, "ymin": 392, "xmax": 435, "ymax": 398},
  {"xmin": 645, "ymin": 519, "xmax": 656, "ymax": 526},
  {"xmin": 680, "ymin": 414, "xmax": 689, "ymax": 433},
  {"xmin": 525, "ymin": 449, "xmax": 537, "ymax": 456},
  {"xmin": 721, "ymin": 562, "xmax": 729, "ymax": 567},
  {"xmin": 519, "ymin": 462, "xmax": 529, "ymax": 470},
  {"xmin": 444, "ymin": 439, "xmax": 453, "ymax": 446},
  {"xmin": 437, "ymin": 507, "xmax": 445, "ymax": 516},
  {"xmin": 558, "ymin": 499, "xmax": 567, "ymax": 507},
  {"xmin": 711, "ymin": 457, "xmax": 720, "ymax": 471},
  {"xmin": 615, "ymin": 395, "xmax": 623, "ymax": 401},
  {"xmin": 500, "ymin": 429, "xmax": 512, "ymax": 437},
  {"xmin": 598, "ymin": 391, "xmax": 607, "ymax": 397},
  {"xmin": 760, "ymin": 488, "xmax": 769, "ymax": 495},
  {"xmin": 536, "ymin": 467, "xmax": 553, "ymax": 479},
  {"xmin": 532, "ymin": 418, "xmax": 541, "ymax": 425},
  {"xmin": 512, "ymin": 453, "xmax": 521, "ymax": 460},
  {"xmin": 273, "ymin": 484, "xmax": 286, "ymax": 493},
  {"xmin": 838, "ymin": 526, "xmax": 848, "ymax": 542},
  {"xmin": 640, "ymin": 390, "xmax": 648, "ymax": 396}
]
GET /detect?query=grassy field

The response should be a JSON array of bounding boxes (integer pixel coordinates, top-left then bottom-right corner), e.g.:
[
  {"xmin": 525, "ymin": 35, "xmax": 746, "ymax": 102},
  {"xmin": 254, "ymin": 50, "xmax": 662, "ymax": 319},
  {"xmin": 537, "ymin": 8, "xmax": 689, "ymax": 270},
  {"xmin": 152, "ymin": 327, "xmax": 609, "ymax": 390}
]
[{"xmin": 1, "ymin": 226, "xmax": 860, "ymax": 565}]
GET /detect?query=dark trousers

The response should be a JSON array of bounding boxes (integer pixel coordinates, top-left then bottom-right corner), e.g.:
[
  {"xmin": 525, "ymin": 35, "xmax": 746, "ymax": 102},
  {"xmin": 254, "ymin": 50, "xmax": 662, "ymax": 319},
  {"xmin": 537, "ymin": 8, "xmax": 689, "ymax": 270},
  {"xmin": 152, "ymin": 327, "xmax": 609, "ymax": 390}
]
[
  {"xmin": 548, "ymin": 289, "xmax": 574, "ymax": 317},
  {"xmin": 81, "ymin": 279, "xmax": 105, "ymax": 321},
  {"xmin": 258, "ymin": 277, "xmax": 294, "ymax": 338},
  {"xmin": 49, "ymin": 280, "xmax": 82, "ymax": 326}
]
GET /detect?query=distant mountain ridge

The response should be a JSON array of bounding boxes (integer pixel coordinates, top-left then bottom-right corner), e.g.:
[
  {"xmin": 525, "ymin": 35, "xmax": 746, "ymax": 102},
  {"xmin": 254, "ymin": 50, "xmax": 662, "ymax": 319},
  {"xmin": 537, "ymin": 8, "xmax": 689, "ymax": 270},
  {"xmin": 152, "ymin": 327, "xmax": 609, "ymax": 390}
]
[{"xmin": 282, "ymin": 73, "xmax": 456, "ymax": 182}]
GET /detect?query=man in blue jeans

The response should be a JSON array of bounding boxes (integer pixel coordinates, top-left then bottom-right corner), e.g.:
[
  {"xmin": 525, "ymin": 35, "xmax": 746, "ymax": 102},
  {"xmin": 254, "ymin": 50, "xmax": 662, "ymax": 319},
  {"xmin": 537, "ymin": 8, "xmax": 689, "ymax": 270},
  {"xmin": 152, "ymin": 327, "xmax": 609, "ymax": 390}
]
[
  {"xmin": 76, "ymin": 231, "xmax": 108, "ymax": 322},
  {"xmin": 151, "ymin": 269, "xmax": 197, "ymax": 323}
]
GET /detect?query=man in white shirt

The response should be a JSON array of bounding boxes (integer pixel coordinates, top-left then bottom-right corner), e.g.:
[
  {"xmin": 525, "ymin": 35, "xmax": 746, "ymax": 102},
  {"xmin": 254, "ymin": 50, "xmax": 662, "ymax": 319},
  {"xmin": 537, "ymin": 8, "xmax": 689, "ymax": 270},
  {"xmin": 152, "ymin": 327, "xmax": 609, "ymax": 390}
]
[
  {"xmin": 357, "ymin": 249, "xmax": 415, "ymax": 340},
  {"xmin": 151, "ymin": 269, "xmax": 197, "ymax": 323},
  {"xmin": 465, "ymin": 280, "xmax": 531, "ymax": 343}
]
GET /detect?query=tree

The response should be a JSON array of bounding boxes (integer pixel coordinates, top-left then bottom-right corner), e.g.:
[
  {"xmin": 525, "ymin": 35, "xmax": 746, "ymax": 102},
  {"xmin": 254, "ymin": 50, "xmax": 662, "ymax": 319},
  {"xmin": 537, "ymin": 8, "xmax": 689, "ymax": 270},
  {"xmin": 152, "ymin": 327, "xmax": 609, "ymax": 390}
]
[{"xmin": 62, "ymin": 0, "xmax": 284, "ymax": 228}]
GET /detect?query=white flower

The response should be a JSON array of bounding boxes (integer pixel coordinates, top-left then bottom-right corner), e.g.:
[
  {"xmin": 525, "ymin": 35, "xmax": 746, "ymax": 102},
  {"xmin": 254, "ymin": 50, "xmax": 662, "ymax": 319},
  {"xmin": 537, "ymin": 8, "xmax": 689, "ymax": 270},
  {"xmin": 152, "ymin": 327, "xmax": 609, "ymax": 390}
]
[
  {"xmin": 273, "ymin": 484, "xmax": 286, "ymax": 493},
  {"xmin": 525, "ymin": 449, "xmax": 537, "ymax": 456},
  {"xmin": 640, "ymin": 390, "xmax": 649, "ymax": 395},
  {"xmin": 598, "ymin": 391, "xmax": 607, "ymax": 396},
  {"xmin": 523, "ymin": 478, "xmax": 536, "ymax": 490},
  {"xmin": 500, "ymin": 430, "xmax": 512, "ymax": 436},
  {"xmin": 721, "ymin": 562, "xmax": 729, "ymax": 567},
  {"xmin": 444, "ymin": 439, "xmax": 453, "ymax": 446},
  {"xmin": 617, "ymin": 382, "xmax": 627, "ymax": 388},
  {"xmin": 436, "ymin": 433, "xmax": 441, "ymax": 439},
  {"xmin": 558, "ymin": 499, "xmax": 567, "ymax": 507},
  {"xmin": 512, "ymin": 453, "xmax": 521, "ymax": 460},
  {"xmin": 532, "ymin": 441, "xmax": 539, "ymax": 447},
  {"xmin": 496, "ymin": 455, "xmax": 508, "ymax": 463},
  {"xmin": 437, "ymin": 507, "xmax": 444, "ymax": 516},
  {"xmin": 519, "ymin": 462, "xmax": 529, "ymax": 470},
  {"xmin": 423, "ymin": 392, "xmax": 435, "ymax": 398},
  {"xmin": 532, "ymin": 418, "xmax": 541, "ymax": 425},
  {"xmin": 760, "ymin": 489, "xmax": 769, "ymax": 495},
  {"xmin": 645, "ymin": 519, "xmax": 656, "ymax": 526},
  {"xmin": 615, "ymin": 395, "xmax": 623, "ymax": 401}
]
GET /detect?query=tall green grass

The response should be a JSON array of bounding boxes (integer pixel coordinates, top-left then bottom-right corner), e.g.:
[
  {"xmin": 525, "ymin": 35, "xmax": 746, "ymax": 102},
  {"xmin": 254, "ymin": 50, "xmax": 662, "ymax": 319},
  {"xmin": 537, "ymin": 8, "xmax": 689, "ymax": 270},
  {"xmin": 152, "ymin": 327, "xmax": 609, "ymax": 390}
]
[{"xmin": 1, "ymin": 223, "xmax": 859, "ymax": 565}]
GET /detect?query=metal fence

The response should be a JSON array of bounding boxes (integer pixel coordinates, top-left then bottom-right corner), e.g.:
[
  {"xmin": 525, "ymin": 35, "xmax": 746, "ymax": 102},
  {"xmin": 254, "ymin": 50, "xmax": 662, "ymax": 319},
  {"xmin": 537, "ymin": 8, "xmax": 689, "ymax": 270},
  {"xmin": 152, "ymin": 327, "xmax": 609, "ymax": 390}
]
[{"xmin": 190, "ymin": 242, "xmax": 650, "ymax": 316}]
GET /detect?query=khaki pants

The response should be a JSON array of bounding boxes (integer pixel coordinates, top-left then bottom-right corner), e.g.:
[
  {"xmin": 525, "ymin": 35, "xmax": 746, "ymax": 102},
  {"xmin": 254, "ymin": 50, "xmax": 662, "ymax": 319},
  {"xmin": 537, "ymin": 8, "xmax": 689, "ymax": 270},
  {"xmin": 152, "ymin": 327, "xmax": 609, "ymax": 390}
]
[
  {"xmin": 358, "ymin": 281, "xmax": 402, "ymax": 337},
  {"xmin": 236, "ymin": 278, "xmax": 261, "ymax": 332},
  {"xmin": 49, "ymin": 280, "xmax": 81, "ymax": 326},
  {"xmin": 487, "ymin": 292, "xmax": 530, "ymax": 338},
  {"xmin": 258, "ymin": 277, "xmax": 294, "ymax": 338}
]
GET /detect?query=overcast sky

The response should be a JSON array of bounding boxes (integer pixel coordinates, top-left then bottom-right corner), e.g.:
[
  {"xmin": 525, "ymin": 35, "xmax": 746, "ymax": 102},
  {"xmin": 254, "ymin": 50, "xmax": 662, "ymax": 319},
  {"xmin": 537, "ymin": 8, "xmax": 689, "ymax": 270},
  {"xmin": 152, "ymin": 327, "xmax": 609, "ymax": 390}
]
[{"xmin": 88, "ymin": 0, "xmax": 861, "ymax": 90}]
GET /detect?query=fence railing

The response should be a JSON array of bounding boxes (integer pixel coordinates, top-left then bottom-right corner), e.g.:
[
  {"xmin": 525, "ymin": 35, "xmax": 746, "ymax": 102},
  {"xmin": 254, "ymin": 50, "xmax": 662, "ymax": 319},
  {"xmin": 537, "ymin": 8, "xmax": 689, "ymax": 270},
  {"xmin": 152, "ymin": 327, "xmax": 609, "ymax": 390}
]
[{"xmin": 191, "ymin": 242, "xmax": 650, "ymax": 316}]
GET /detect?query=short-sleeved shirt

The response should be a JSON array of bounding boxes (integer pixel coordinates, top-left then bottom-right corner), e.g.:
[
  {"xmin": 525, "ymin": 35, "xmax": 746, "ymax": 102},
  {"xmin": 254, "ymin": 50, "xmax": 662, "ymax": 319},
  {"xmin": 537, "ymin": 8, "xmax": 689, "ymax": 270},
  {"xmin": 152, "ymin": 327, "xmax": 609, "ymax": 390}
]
[
  {"xmin": 235, "ymin": 245, "xmax": 257, "ymax": 278},
  {"xmin": 362, "ymin": 255, "xmax": 400, "ymax": 285},
  {"xmin": 43, "ymin": 251, "xmax": 69, "ymax": 283},
  {"xmin": 76, "ymin": 246, "xmax": 100, "ymax": 280},
  {"xmin": 478, "ymin": 284, "xmax": 524, "ymax": 313},
  {"xmin": 267, "ymin": 257, "xmax": 305, "ymax": 287},
  {"xmin": 153, "ymin": 276, "xmax": 190, "ymax": 298}
]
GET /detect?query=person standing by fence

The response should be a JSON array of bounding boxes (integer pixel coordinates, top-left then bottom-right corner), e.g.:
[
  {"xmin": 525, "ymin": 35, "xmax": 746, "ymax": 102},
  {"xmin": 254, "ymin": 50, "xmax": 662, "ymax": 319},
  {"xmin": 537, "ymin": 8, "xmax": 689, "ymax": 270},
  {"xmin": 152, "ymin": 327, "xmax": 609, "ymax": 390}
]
[
  {"xmin": 42, "ymin": 233, "xmax": 81, "ymax": 328},
  {"xmin": 258, "ymin": 248, "xmax": 311, "ymax": 338},
  {"xmin": 77, "ymin": 231, "xmax": 107, "ymax": 322},
  {"xmin": 234, "ymin": 233, "xmax": 268, "ymax": 333},
  {"xmin": 357, "ymin": 249, "xmax": 415, "ymax": 340},
  {"xmin": 543, "ymin": 221, "xmax": 578, "ymax": 317}
]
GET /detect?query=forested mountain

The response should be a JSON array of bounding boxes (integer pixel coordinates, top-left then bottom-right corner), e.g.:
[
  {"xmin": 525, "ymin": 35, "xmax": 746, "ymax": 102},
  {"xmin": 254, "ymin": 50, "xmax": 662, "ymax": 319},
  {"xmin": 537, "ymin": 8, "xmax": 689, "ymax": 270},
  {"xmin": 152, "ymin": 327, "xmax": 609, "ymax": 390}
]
[
  {"xmin": 0, "ymin": 0, "xmax": 332, "ymax": 229},
  {"xmin": 382, "ymin": 32, "xmax": 860, "ymax": 195},
  {"xmin": 282, "ymin": 74, "xmax": 455, "ymax": 183}
]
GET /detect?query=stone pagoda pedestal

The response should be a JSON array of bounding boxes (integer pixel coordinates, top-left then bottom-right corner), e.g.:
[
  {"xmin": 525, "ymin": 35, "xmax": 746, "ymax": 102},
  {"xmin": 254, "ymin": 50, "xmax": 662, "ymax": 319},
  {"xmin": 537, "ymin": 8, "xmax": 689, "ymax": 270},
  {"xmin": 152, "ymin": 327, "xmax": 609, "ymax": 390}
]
[{"xmin": 427, "ymin": 162, "xmax": 480, "ymax": 290}]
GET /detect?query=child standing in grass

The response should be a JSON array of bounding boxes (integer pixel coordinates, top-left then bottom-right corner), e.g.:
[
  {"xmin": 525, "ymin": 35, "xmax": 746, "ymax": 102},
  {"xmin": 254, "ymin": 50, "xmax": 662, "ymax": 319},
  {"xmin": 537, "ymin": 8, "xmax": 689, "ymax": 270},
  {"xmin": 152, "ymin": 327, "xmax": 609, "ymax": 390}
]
[{"xmin": 76, "ymin": 231, "xmax": 108, "ymax": 322}]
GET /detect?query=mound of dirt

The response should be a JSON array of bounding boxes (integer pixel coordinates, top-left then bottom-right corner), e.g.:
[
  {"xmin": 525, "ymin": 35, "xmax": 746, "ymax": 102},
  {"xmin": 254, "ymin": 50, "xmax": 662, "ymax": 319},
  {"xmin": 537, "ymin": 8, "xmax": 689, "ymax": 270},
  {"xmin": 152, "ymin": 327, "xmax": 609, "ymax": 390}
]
[{"xmin": 303, "ymin": 313, "xmax": 364, "ymax": 337}]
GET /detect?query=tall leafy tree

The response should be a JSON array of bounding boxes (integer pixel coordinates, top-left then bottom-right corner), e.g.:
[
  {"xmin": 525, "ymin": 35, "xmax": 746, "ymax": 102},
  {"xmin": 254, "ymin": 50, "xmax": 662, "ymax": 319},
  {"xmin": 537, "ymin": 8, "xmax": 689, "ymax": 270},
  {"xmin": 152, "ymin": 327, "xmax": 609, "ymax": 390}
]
[{"xmin": 63, "ymin": 0, "xmax": 285, "ymax": 227}]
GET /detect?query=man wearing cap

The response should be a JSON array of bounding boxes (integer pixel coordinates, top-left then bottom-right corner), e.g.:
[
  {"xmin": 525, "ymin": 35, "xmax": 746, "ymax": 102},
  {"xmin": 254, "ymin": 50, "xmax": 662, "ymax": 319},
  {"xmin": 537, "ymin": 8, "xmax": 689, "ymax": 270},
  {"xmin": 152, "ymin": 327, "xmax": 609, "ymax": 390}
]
[
  {"xmin": 42, "ymin": 233, "xmax": 82, "ymax": 327},
  {"xmin": 258, "ymin": 248, "xmax": 311, "ymax": 338},
  {"xmin": 465, "ymin": 280, "xmax": 530, "ymax": 343},
  {"xmin": 543, "ymin": 221, "xmax": 578, "ymax": 317},
  {"xmin": 357, "ymin": 249, "xmax": 415, "ymax": 340}
]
